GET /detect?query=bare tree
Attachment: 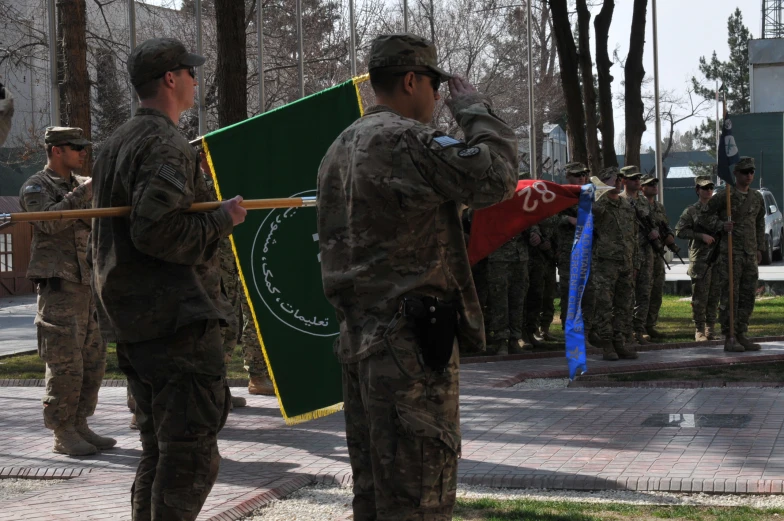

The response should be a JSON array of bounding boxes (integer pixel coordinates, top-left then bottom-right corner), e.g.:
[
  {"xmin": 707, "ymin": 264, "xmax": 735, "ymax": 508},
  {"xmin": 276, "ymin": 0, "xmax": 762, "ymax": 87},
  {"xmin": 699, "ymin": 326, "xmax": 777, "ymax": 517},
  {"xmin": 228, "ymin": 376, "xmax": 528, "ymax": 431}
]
[
  {"xmin": 215, "ymin": 0, "xmax": 248, "ymax": 127},
  {"xmin": 594, "ymin": 0, "xmax": 617, "ymax": 167},
  {"xmin": 623, "ymin": 0, "xmax": 648, "ymax": 168},
  {"xmin": 575, "ymin": 0, "xmax": 599, "ymax": 174}
]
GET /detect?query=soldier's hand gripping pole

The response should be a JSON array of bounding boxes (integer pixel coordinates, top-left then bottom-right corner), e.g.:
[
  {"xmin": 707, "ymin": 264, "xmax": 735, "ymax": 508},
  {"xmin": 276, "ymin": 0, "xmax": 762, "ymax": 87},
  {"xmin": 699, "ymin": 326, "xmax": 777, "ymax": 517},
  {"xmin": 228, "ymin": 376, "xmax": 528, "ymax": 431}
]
[{"xmin": 0, "ymin": 197, "xmax": 318, "ymax": 223}]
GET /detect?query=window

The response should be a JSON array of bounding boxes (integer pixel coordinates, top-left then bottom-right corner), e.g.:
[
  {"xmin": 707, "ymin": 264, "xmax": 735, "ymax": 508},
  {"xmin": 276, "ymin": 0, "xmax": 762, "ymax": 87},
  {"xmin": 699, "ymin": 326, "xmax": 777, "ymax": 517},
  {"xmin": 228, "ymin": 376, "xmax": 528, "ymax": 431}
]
[{"xmin": 0, "ymin": 234, "xmax": 12, "ymax": 273}]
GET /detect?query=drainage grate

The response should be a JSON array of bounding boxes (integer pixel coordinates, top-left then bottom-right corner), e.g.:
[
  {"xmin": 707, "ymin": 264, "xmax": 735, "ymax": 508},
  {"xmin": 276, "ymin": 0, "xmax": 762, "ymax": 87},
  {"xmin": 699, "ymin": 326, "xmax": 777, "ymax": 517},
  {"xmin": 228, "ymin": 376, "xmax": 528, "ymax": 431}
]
[{"xmin": 642, "ymin": 414, "xmax": 752, "ymax": 428}]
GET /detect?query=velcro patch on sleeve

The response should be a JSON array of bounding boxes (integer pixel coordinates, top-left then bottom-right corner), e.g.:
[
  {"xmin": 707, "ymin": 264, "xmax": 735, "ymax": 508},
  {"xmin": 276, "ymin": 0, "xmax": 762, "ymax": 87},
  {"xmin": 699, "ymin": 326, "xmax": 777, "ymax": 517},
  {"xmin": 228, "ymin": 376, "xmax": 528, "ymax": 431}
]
[
  {"xmin": 24, "ymin": 184, "xmax": 43, "ymax": 194},
  {"xmin": 433, "ymin": 136, "xmax": 464, "ymax": 148},
  {"xmin": 156, "ymin": 164, "xmax": 187, "ymax": 193}
]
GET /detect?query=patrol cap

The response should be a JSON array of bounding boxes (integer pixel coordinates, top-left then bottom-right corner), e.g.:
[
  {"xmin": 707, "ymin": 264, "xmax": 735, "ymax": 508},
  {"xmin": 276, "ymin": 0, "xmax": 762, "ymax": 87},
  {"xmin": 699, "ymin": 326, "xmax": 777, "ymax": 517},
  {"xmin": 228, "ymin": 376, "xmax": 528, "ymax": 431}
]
[
  {"xmin": 597, "ymin": 166, "xmax": 620, "ymax": 182},
  {"xmin": 44, "ymin": 126, "xmax": 91, "ymax": 146},
  {"xmin": 368, "ymin": 34, "xmax": 452, "ymax": 82},
  {"xmin": 733, "ymin": 156, "xmax": 755, "ymax": 173},
  {"xmin": 640, "ymin": 174, "xmax": 659, "ymax": 186},
  {"xmin": 564, "ymin": 162, "xmax": 589, "ymax": 176},
  {"xmin": 695, "ymin": 175, "xmax": 714, "ymax": 187},
  {"xmin": 620, "ymin": 165, "xmax": 642, "ymax": 179},
  {"xmin": 128, "ymin": 38, "xmax": 205, "ymax": 87}
]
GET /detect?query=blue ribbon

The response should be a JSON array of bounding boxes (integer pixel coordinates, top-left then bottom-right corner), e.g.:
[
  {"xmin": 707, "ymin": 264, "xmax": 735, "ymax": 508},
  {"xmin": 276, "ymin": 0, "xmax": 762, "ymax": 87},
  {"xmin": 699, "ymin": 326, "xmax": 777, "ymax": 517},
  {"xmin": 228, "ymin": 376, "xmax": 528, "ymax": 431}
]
[{"xmin": 565, "ymin": 184, "xmax": 595, "ymax": 380}]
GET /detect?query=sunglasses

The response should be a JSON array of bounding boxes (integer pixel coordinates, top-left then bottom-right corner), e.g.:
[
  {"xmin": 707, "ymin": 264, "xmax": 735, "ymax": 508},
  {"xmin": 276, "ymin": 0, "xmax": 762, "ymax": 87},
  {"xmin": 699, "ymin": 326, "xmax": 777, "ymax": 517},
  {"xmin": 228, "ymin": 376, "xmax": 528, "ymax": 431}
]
[
  {"xmin": 156, "ymin": 65, "xmax": 196, "ymax": 80},
  {"xmin": 699, "ymin": 185, "xmax": 715, "ymax": 191},
  {"xmin": 394, "ymin": 70, "xmax": 441, "ymax": 91},
  {"xmin": 60, "ymin": 144, "xmax": 86, "ymax": 152},
  {"xmin": 737, "ymin": 169, "xmax": 755, "ymax": 175}
]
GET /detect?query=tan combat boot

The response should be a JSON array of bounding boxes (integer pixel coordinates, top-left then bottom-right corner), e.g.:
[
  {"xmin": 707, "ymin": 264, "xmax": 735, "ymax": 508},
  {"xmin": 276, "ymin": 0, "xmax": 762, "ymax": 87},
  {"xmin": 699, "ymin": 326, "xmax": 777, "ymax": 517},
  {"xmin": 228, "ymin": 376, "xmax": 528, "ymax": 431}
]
[
  {"xmin": 129, "ymin": 414, "xmax": 138, "ymax": 430},
  {"xmin": 695, "ymin": 328, "xmax": 708, "ymax": 342},
  {"xmin": 635, "ymin": 331, "xmax": 651, "ymax": 345},
  {"xmin": 75, "ymin": 417, "xmax": 117, "ymax": 450},
  {"xmin": 724, "ymin": 337, "xmax": 745, "ymax": 352},
  {"xmin": 614, "ymin": 339, "xmax": 639, "ymax": 360},
  {"xmin": 646, "ymin": 326, "xmax": 664, "ymax": 340},
  {"xmin": 601, "ymin": 340, "xmax": 619, "ymax": 361},
  {"xmin": 525, "ymin": 330, "xmax": 543, "ymax": 348},
  {"xmin": 736, "ymin": 333, "xmax": 761, "ymax": 352},
  {"xmin": 248, "ymin": 374, "xmax": 276, "ymax": 395},
  {"xmin": 53, "ymin": 424, "xmax": 97, "ymax": 456},
  {"xmin": 231, "ymin": 396, "xmax": 247, "ymax": 408},
  {"xmin": 705, "ymin": 325, "xmax": 721, "ymax": 341}
]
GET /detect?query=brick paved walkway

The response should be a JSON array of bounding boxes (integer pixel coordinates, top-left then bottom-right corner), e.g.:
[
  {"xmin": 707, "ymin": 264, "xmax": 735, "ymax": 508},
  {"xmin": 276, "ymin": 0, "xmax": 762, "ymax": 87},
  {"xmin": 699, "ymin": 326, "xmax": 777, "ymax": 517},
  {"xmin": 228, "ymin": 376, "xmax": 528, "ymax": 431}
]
[{"xmin": 2, "ymin": 341, "xmax": 784, "ymax": 519}]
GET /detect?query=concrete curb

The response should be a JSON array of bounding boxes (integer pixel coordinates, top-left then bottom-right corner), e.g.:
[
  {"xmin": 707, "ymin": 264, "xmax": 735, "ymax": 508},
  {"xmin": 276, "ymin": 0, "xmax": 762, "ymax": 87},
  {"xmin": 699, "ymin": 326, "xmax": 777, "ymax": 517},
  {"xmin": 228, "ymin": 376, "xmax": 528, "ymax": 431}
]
[
  {"xmin": 0, "ymin": 378, "xmax": 252, "ymax": 388},
  {"xmin": 569, "ymin": 380, "xmax": 784, "ymax": 389},
  {"xmin": 204, "ymin": 474, "xmax": 313, "ymax": 521}
]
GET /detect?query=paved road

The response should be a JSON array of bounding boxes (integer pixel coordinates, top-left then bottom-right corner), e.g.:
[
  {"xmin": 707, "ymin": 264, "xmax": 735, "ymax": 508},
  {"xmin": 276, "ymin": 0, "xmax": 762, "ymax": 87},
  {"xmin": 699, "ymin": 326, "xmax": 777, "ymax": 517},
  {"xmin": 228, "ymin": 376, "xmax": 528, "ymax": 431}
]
[{"xmin": 0, "ymin": 294, "xmax": 36, "ymax": 357}]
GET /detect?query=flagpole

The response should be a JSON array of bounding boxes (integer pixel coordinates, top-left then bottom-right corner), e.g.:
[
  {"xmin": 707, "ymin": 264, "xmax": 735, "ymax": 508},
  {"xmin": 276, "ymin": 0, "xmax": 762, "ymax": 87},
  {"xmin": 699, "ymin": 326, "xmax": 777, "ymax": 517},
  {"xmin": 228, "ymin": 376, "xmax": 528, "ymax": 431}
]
[
  {"xmin": 722, "ymin": 98, "xmax": 735, "ymax": 345},
  {"xmin": 1, "ymin": 197, "xmax": 319, "ymax": 224},
  {"xmin": 128, "ymin": 0, "xmax": 137, "ymax": 115},
  {"xmin": 652, "ymin": 0, "xmax": 663, "ymax": 203},
  {"xmin": 195, "ymin": 0, "xmax": 207, "ymax": 135},
  {"xmin": 349, "ymin": 0, "xmax": 357, "ymax": 77},
  {"xmin": 296, "ymin": 0, "xmax": 305, "ymax": 98},
  {"xmin": 46, "ymin": 0, "xmax": 60, "ymax": 126},
  {"xmin": 526, "ymin": 0, "xmax": 537, "ymax": 180},
  {"xmin": 403, "ymin": 0, "xmax": 408, "ymax": 31},
  {"xmin": 257, "ymin": 0, "xmax": 266, "ymax": 113}
]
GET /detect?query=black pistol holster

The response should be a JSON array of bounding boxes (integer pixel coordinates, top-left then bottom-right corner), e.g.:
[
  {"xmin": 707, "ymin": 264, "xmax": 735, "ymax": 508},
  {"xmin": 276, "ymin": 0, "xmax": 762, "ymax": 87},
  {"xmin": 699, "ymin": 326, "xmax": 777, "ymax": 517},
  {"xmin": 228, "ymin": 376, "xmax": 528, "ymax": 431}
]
[{"xmin": 400, "ymin": 296, "xmax": 458, "ymax": 373}]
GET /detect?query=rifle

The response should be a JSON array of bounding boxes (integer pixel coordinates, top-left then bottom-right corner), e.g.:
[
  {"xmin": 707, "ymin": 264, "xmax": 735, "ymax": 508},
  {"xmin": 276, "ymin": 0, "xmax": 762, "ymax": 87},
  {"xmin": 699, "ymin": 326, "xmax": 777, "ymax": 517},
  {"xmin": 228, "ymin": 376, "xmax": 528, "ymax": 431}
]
[
  {"xmin": 628, "ymin": 197, "xmax": 671, "ymax": 270},
  {"xmin": 657, "ymin": 221, "xmax": 686, "ymax": 264},
  {"xmin": 692, "ymin": 221, "xmax": 723, "ymax": 277}
]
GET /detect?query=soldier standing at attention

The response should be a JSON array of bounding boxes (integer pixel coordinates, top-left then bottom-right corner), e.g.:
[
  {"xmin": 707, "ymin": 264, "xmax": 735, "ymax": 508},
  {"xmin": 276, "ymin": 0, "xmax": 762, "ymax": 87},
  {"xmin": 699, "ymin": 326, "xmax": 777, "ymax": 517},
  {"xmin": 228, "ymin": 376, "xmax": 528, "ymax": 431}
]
[
  {"xmin": 588, "ymin": 167, "xmax": 639, "ymax": 360},
  {"xmin": 556, "ymin": 163, "xmax": 590, "ymax": 331},
  {"xmin": 19, "ymin": 126, "xmax": 114, "ymax": 456},
  {"xmin": 485, "ymin": 231, "xmax": 531, "ymax": 354},
  {"xmin": 620, "ymin": 165, "xmax": 659, "ymax": 346},
  {"xmin": 640, "ymin": 174, "xmax": 676, "ymax": 340},
  {"xmin": 317, "ymin": 34, "xmax": 517, "ymax": 520},
  {"xmin": 703, "ymin": 157, "xmax": 766, "ymax": 352},
  {"xmin": 675, "ymin": 175, "xmax": 724, "ymax": 342},
  {"xmin": 91, "ymin": 38, "xmax": 247, "ymax": 520}
]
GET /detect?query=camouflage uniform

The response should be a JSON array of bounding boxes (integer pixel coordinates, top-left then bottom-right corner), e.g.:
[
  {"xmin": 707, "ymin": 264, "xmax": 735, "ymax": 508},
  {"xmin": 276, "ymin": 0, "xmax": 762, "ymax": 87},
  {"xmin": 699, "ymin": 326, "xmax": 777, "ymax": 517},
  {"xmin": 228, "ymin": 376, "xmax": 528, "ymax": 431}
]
[
  {"xmin": 620, "ymin": 168, "xmax": 654, "ymax": 340},
  {"xmin": 588, "ymin": 168, "xmax": 638, "ymax": 357},
  {"xmin": 91, "ymin": 39, "xmax": 232, "ymax": 521},
  {"xmin": 462, "ymin": 209, "xmax": 489, "ymax": 354},
  {"xmin": 524, "ymin": 217, "xmax": 557, "ymax": 337},
  {"xmin": 646, "ymin": 193, "xmax": 670, "ymax": 331},
  {"xmin": 19, "ymin": 128, "xmax": 106, "ymax": 433},
  {"xmin": 0, "ymin": 83, "xmax": 13, "ymax": 147},
  {"xmin": 675, "ymin": 185, "xmax": 723, "ymax": 333},
  {"xmin": 317, "ymin": 34, "xmax": 517, "ymax": 521},
  {"xmin": 703, "ymin": 158, "xmax": 766, "ymax": 340},
  {"xmin": 485, "ymin": 233, "xmax": 528, "ymax": 351},
  {"xmin": 556, "ymin": 206, "xmax": 578, "ymax": 328}
]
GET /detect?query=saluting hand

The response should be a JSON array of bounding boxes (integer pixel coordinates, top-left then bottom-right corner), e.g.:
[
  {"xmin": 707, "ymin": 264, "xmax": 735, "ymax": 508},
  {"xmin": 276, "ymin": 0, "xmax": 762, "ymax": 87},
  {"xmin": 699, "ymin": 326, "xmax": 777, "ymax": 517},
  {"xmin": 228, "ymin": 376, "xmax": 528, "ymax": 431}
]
[{"xmin": 448, "ymin": 76, "xmax": 477, "ymax": 99}]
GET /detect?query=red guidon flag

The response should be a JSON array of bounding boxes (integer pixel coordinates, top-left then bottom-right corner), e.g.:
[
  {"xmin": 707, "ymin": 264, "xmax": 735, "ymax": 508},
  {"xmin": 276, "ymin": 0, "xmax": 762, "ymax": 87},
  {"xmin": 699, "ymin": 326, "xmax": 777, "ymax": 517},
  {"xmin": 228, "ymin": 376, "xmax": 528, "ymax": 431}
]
[{"xmin": 468, "ymin": 180, "xmax": 583, "ymax": 265}]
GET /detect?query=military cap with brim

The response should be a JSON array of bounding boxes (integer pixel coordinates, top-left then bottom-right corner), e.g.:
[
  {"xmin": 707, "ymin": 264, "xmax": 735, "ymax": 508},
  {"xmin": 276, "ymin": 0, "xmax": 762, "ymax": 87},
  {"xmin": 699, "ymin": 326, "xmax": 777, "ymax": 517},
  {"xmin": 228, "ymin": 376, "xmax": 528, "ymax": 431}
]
[
  {"xmin": 564, "ymin": 162, "xmax": 589, "ymax": 176},
  {"xmin": 368, "ymin": 34, "xmax": 452, "ymax": 82},
  {"xmin": 733, "ymin": 156, "xmax": 755, "ymax": 173},
  {"xmin": 695, "ymin": 175, "xmax": 714, "ymax": 187},
  {"xmin": 641, "ymin": 174, "xmax": 659, "ymax": 186},
  {"xmin": 44, "ymin": 126, "xmax": 91, "ymax": 146},
  {"xmin": 128, "ymin": 38, "xmax": 206, "ymax": 87},
  {"xmin": 619, "ymin": 165, "xmax": 642, "ymax": 179},
  {"xmin": 597, "ymin": 166, "xmax": 620, "ymax": 183}
]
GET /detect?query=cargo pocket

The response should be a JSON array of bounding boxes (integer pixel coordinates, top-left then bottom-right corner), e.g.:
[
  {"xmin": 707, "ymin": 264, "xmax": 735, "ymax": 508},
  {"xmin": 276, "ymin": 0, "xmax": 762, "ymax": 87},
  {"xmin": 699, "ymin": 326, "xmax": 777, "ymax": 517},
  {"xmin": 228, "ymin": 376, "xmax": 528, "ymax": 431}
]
[
  {"xmin": 392, "ymin": 402, "xmax": 460, "ymax": 509},
  {"xmin": 36, "ymin": 320, "xmax": 77, "ymax": 364}
]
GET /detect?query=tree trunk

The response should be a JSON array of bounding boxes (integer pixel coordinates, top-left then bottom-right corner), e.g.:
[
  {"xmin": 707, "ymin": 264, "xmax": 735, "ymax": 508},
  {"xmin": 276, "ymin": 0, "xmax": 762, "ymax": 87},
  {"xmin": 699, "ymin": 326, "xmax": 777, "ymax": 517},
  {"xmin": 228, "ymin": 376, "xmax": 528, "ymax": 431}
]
[
  {"xmin": 594, "ymin": 0, "xmax": 618, "ymax": 167},
  {"xmin": 215, "ymin": 0, "xmax": 248, "ymax": 127},
  {"xmin": 624, "ymin": 0, "xmax": 648, "ymax": 168},
  {"xmin": 575, "ymin": 0, "xmax": 600, "ymax": 174},
  {"xmin": 547, "ymin": 0, "xmax": 587, "ymax": 165},
  {"xmin": 57, "ymin": 0, "xmax": 91, "ymax": 176}
]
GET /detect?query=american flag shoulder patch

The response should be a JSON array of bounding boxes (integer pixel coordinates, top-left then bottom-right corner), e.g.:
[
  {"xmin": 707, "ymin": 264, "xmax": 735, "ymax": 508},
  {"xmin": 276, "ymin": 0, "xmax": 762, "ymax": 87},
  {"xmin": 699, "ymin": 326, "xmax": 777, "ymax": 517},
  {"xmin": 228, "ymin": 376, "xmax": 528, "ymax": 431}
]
[{"xmin": 156, "ymin": 163, "xmax": 187, "ymax": 193}]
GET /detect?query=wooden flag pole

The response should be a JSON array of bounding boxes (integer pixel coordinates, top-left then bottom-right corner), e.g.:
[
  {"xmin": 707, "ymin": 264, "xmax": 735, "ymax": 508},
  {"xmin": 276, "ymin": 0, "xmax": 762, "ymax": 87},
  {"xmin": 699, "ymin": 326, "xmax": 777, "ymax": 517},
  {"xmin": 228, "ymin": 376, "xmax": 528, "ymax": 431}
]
[{"xmin": 0, "ymin": 197, "xmax": 317, "ymax": 224}]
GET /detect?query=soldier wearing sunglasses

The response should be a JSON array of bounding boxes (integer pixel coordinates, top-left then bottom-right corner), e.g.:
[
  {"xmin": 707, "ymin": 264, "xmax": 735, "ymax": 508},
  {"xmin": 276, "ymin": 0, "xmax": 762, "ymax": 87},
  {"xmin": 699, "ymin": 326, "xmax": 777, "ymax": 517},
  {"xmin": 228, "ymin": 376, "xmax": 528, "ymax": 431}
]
[{"xmin": 19, "ymin": 127, "xmax": 116, "ymax": 457}]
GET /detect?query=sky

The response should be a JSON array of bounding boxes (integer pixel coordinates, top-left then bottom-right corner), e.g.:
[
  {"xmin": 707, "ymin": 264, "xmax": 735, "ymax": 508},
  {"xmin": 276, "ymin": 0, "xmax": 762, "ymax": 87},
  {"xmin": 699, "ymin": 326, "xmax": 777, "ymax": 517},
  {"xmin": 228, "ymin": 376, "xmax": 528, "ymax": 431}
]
[
  {"xmin": 144, "ymin": 0, "xmax": 759, "ymax": 148},
  {"xmin": 596, "ymin": 0, "xmax": 760, "ymax": 149}
]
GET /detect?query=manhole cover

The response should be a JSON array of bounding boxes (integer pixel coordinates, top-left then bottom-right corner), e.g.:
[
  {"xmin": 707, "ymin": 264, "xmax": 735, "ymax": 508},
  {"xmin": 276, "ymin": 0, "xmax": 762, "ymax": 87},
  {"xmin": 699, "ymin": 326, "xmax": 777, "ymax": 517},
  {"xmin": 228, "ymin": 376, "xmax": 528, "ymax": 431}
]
[{"xmin": 642, "ymin": 414, "xmax": 752, "ymax": 428}]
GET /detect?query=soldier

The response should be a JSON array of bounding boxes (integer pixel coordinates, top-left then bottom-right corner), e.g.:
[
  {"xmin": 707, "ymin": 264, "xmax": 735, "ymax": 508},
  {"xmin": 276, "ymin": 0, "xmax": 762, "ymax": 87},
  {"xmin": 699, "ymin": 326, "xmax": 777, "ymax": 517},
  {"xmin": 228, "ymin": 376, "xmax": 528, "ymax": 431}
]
[
  {"xmin": 556, "ymin": 163, "xmax": 590, "ymax": 330},
  {"xmin": 703, "ymin": 157, "xmax": 766, "ymax": 352},
  {"xmin": 317, "ymin": 34, "xmax": 517, "ymax": 520},
  {"xmin": 0, "ymin": 82, "xmax": 13, "ymax": 146},
  {"xmin": 640, "ymin": 174, "xmax": 677, "ymax": 340},
  {"xmin": 525, "ymin": 216, "xmax": 557, "ymax": 344},
  {"xmin": 620, "ymin": 165, "xmax": 660, "ymax": 346},
  {"xmin": 485, "ymin": 232, "xmax": 530, "ymax": 354},
  {"xmin": 19, "ymin": 126, "xmax": 114, "ymax": 456},
  {"xmin": 91, "ymin": 38, "xmax": 247, "ymax": 520},
  {"xmin": 675, "ymin": 175, "xmax": 724, "ymax": 341},
  {"xmin": 588, "ymin": 167, "xmax": 639, "ymax": 360}
]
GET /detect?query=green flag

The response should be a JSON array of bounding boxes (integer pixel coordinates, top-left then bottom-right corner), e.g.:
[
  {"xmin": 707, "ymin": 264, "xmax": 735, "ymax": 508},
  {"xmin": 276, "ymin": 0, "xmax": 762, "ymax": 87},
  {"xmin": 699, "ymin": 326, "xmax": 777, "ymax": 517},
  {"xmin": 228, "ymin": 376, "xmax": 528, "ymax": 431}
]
[{"xmin": 203, "ymin": 78, "xmax": 366, "ymax": 424}]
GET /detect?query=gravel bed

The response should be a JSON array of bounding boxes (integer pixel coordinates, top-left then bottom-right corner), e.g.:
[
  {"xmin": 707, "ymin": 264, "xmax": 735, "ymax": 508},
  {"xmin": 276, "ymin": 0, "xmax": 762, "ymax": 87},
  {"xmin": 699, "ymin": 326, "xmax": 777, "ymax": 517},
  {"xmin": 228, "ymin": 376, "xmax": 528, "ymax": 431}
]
[
  {"xmin": 0, "ymin": 479, "xmax": 66, "ymax": 500},
  {"xmin": 239, "ymin": 483, "xmax": 784, "ymax": 519},
  {"xmin": 512, "ymin": 377, "xmax": 570, "ymax": 389}
]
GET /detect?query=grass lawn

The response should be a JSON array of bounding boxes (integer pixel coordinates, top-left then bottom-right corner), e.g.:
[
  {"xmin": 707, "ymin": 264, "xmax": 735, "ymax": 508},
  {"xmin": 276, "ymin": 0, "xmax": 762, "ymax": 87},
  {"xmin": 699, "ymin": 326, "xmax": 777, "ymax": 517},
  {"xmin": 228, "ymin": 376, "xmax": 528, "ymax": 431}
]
[
  {"xmin": 0, "ymin": 344, "xmax": 253, "ymax": 380},
  {"xmin": 454, "ymin": 497, "xmax": 784, "ymax": 520},
  {"xmin": 580, "ymin": 361, "xmax": 784, "ymax": 383}
]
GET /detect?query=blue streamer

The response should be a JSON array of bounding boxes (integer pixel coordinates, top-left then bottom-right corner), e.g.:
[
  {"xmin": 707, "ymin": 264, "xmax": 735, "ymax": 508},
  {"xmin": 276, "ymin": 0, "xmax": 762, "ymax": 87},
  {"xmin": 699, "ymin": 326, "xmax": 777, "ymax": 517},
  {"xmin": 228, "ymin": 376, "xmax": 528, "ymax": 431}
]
[{"xmin": 565, "ymin": 184, "xmax": 595, "ymax": 380}]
